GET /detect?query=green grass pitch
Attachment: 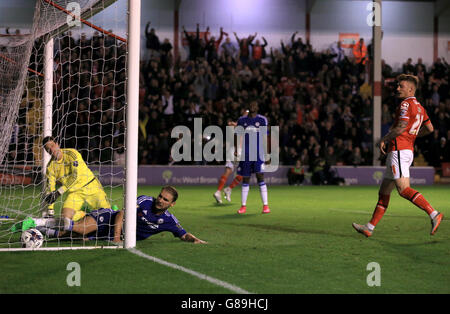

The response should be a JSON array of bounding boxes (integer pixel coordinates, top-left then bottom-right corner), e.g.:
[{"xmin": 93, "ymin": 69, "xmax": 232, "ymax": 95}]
[{"xmin": 1, "ymin": 185, "xmax": 449, "ymax": 294}]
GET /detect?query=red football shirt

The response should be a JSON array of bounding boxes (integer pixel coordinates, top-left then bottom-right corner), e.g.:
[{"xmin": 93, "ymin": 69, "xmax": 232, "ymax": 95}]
[{"xmin": 388, "ymin": 96, "xmax": 431, "ymax": 152}]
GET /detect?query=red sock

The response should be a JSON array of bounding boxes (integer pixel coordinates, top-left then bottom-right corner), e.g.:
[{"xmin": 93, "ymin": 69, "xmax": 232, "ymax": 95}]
[
  {"xmin": 369, "ymin": 193, "xmax": 390, "ymax": 226},
  {"xmin": 400, "ymin": 187, "xmax": 434, "ymax": 215},
  {"xmin": 217, "ymin": 175, "xmax": 227, "ymax": 191},
  {"xmin": 229, "ymin": 175, "xmax": 243, "ymax": 189}
]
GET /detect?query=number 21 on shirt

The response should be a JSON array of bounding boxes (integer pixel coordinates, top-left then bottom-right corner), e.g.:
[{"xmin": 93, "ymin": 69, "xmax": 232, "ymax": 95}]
[{"xmin": 409, "ymin": 114, "xmax": 423, "ymax": 135}]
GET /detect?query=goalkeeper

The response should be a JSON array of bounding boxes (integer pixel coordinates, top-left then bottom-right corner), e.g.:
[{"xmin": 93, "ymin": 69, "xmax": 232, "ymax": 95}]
[{"xmin": 42, "ymin": 136, "xmax": 111, "ymax": 221}]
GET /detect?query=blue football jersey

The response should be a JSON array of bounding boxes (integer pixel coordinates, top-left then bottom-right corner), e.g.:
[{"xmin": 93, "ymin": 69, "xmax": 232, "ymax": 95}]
[
  {"xmin": 237, "ymin": 114, "xmax": 268, "ymax": 162},
  {"xmin": 135, "ymin": 195, "xmax": 187, "ymax": 241}
]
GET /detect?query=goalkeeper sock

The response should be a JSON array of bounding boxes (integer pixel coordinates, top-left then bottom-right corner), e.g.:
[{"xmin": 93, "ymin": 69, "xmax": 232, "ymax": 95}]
[
  {"xmin": 46, "ymin": 228, "xmax": 58, "ymax": 237},
  {"xmin": 63, "ymin": 217, "xmax": 74, "ymax": 231},
  {"xmin": 37, "ymin": 227, "xmax": 58, "ymax": 238},
  {"xmin": 241, "ymin": 183, "xmax": 249, "ymax": 206}
]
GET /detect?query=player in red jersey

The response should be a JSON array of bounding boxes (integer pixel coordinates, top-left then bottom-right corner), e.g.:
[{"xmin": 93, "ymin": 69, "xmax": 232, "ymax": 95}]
[
  {"xmin": 213, "ymin": 160, "xmax": 243, "ymax": 204},
  {"xmin": 213, "ymin": 119, "xmax": 245, "ymax": 204},
  {"xmin": 353, "ymin": 74, "xmax": 443, "ymax": 237}
]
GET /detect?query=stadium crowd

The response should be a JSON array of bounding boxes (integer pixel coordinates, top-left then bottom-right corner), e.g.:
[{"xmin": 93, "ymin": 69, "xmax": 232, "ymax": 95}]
[
  {"xmin": 7, "ymin": 25, "xmax": 450, "ymax": 175},
  {"xmin": 136, "ymin": 24, "xmax": 450, "ymax": 173}
]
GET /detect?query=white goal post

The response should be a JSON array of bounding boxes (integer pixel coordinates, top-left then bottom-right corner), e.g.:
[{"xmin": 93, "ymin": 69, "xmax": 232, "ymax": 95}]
[
  {"xmin": 124, "ymin": 0, "xmax": 140, "ymax": 249},
  {"xmin": 0, "ymin": 0, "xmax": 139, "ymax": 251}
]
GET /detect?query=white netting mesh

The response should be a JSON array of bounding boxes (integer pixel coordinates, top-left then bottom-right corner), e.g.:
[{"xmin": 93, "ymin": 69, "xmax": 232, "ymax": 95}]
[{"xmin": 0, "ymin": 0, "xmax": 127, "ymax": 249}]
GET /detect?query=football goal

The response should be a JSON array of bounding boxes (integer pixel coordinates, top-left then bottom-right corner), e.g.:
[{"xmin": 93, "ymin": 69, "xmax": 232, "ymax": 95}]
[{"xmin": 0, "ymin": 0, "xmax": 139, "ymax": 251}]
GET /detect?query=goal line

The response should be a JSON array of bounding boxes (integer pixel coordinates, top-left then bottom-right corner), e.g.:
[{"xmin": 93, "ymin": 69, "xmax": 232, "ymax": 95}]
[{"xmin": 0, "ymin": 246, "xmax": 119, "ymax": 252}]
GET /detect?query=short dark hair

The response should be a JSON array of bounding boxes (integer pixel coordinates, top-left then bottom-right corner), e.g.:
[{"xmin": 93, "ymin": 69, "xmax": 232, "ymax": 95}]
[
  {"xmin": 42, "ymin": 136, "xmax": 56, "ymax": 146},
  {"xmin": 397, "ymin": 74, "xmax": 419, "ymax": 89},
  {"xmin": 162, "ymin": 185, "xmax": 178, "ymax": 202}
]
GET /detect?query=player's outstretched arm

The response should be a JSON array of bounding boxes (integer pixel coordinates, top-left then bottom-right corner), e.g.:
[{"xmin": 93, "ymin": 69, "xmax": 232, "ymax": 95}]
[
  {"xmin": 112, "ymin": 210, "xmax": 125, "ymax": 243},
  {"xmin": 181, "ymin": 232, "xmax": 207, "ymax": 244}
]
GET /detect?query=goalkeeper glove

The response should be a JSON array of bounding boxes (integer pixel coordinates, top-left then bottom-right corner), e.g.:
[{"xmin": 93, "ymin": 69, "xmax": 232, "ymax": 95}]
[{"xmin": 43, "ymin": 190, "xmax": 61, "ymax": 205}]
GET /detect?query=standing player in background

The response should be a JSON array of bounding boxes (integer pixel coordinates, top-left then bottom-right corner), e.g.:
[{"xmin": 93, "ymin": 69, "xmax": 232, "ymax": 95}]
[
  {"xmin": 213, "ymin": 161, "xmax": 243, "ymax": 204},
  {"xmin": 352, "ymin": 74, "xmax": 443, "ymax": 237},
  {"xmin": 235, "ymin": 101, "xmax": 270, "ymax": 214},
  {"xmin": 41, "ymin": 136, "xmax": 111, "ymax": 222},
  {"xmin": 213, "ymin": 120, "xmax": 244, "ymax": 204}
]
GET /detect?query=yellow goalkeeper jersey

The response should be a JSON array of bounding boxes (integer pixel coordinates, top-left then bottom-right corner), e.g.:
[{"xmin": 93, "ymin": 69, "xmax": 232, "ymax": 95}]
[{"xmin": 46, "ymin": 148, "xmax": 96, "ymax": 194}]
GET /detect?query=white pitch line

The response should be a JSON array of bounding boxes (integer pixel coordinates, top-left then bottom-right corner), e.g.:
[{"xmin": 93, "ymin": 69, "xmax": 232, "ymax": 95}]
[{"xmin": 128, "ymin": 248, "xmax": 251, "ymax": 294}]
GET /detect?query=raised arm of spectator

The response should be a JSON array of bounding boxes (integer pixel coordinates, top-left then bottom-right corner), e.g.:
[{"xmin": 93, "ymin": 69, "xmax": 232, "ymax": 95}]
[
  {"xmin": 442, "ymin": 57, "xmax": 449, "ymax": 69},
  {"xmin": 262, "ymin": 37, "xmax": 268, "ymax": 47},
  {"xmin": 182, "ymin": 26, "xmax": 192, "ymax": 41},
  {"xmin": 281, "ymin": 40, "xmax": 287, "ymax": 55},
  {"xmin": 234, "ymin": 32, "xmax": 241, "ymax": 44},
  {"xmin": 248, "ymin": 32, "xmax": 257, "ymax": 44},
  {"xmin": 291, "ymin": 31, "xmax": 298, "ymax": 45},
  {"xmin": 205, "ymin": 26, "xmax": 210, "ymax": 43},
  {"xmin": 145, "ymin": 22, "xmax": 151, "ymax": 36},
  {"xmin": 216, "ymin": 27, "xmax": 225, "ymax": 46},
  {"xmin": 220, "ymin": 27, "xmax": 228, "ymax": 38}
]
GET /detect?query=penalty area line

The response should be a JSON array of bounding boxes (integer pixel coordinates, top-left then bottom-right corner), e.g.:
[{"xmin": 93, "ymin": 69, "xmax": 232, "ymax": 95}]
[{"xmin": 128, "ymin": 247, "xmax": 251, "ymax": 294}]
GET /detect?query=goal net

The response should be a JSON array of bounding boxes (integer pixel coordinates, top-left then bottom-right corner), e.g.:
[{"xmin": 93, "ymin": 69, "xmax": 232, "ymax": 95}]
[{"xmin": 0, "ymin": 0, "xmax": 130, "ymax": 250}]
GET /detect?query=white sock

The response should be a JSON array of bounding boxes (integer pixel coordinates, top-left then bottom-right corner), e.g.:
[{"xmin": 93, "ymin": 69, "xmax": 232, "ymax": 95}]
[
  {"xmin": 36, "ymin": 226, "xmax": 58, "ymax": 238},
  {"xmin": 241, "ymin": 184, "xmax": 249, "ymax": 206},
  {"xmin": 63, "ymin": 217, "xmax": 74, "ymax": 231},
  {"xmin": 258, "ymin": 182, "xmax": 268, "ymax": 205},
  {"xmin": 46, "ymin": 228, "xmax": 58, "ymax": 237},
  {"xmin": 430, "ymin": 211, "xmax": 438, "ymax": 219},
  {"xmin": 45, "ymin": 227, "xmax": 59, "ymax": 237}
]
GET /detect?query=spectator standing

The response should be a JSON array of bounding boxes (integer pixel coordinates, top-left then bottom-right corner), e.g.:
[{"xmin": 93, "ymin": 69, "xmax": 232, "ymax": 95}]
[
  {"xmin": 145, "ymin": 22, "xmax": 160, "ymax": 59},
  {"xmin": 234, "ymin": 32, "xmax": 256, "ymax": 65},
  {"xmin": 250, "ymin": 37, "xmax": 268, "ymax": 67}
]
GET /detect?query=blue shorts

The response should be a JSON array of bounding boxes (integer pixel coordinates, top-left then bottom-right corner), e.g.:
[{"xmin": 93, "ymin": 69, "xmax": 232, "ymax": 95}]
[
  {"xmin": 237, "ymin": 160, "xmax": 264, "ymax": 177},
  {"xmin": 86, "ymin": 208, "xmax": 119, "ymax": 241}
]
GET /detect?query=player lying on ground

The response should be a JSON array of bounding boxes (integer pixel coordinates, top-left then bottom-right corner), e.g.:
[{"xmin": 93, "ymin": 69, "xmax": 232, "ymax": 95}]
[
  {"xmin": 352, "ymin": 74, "xmax": 443, "ymax": 237},
  {"xmin": 14, "ymin": 186, "xmax": 207, "ymax": 245}
]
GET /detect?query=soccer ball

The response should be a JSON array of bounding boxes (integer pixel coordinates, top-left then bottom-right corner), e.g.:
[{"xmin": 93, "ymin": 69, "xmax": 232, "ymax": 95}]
[{"xmin": 21, "ymin": 228, "xmax": 44, "ymax": 249}]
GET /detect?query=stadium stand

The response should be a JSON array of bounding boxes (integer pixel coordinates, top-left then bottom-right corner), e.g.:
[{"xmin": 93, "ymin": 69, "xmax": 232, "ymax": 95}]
[{"xmin": 8, "ymin": 27, "xmax": 450, "ymax": 174}]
